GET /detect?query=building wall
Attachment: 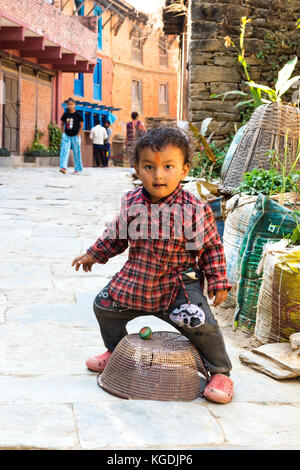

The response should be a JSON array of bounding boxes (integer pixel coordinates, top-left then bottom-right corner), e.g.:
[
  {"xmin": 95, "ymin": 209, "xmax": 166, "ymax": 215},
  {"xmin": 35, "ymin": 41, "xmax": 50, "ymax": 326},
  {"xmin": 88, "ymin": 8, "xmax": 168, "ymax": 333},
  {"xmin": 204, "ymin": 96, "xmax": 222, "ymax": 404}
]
[
  {"xmin": 19, "ymin": 72, "xmax": 52, "ymax": 153},
  {"xmin": 0, "ymin": 0, "xmax": 98, "ymax": 154},
  {"xmin": 0, "ymin": 0, "xmax": 97, "ymax": 62},
  {"xmin": 37, "ymin": 79, "xmax": 52, "ymax": 148},
  {"xmin": 60, "ymin": 1, "xmax": 179, "ymax": 140},
  {"xmin": 188, "ymin": 0, "xmax": 300, "ymax": 144},
  {"xmin": 20, "ymin": 76, "xmax": 36, "ymax": 152},
  {"xmin": 111, "ymin": 18, "xmax": 178, "ymax": 135}
]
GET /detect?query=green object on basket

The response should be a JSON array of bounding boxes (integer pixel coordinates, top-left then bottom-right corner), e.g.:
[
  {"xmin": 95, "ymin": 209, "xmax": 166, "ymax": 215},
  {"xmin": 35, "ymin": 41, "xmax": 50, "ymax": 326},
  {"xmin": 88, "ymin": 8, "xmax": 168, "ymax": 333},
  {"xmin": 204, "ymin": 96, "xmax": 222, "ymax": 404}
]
[{"xmin": 139, "ymin": 327, "xmax": 152, "ymax": 340}]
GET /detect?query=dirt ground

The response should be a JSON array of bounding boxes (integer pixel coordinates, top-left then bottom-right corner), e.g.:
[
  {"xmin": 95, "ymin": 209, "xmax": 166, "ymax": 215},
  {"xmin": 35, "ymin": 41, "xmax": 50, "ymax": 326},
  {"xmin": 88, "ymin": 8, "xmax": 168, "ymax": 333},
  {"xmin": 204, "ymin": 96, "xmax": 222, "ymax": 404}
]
[{"xmin": 213, "ymin": 304, "xmax": 263, "ymax": 350}]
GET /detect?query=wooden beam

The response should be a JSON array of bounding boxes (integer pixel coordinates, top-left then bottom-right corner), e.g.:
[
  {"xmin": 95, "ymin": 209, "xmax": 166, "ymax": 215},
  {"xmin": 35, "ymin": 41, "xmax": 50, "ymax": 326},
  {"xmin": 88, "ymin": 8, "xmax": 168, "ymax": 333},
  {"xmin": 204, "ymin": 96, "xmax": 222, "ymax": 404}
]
[
  {"xmin": 3, "ymin": 37, "xmax": 45, "ymax": 52},
  {"xmin": 73, "ymin": 0, "xmax": 88, "ymax": 15},
  {"xmin": 0, "ymin": 26, "xmax": 25, "ymax": 42},
  {"xmin": 52, "ymin": 60, "xmax": 89, "ymax": 73},
  {"xmin": 23, "ymin": 46, "xmax": 62, "ymax": 60},
  {"xmin": 88, "ymin": 63, "xmax": 96, "ymax": 73},
  {"xmin": 38, "ymin": 53, "xmax": 76, "ymax": 65},
  {"xmin": 0, "ymin": 49, "xmax": 56, "ymax": 76}
]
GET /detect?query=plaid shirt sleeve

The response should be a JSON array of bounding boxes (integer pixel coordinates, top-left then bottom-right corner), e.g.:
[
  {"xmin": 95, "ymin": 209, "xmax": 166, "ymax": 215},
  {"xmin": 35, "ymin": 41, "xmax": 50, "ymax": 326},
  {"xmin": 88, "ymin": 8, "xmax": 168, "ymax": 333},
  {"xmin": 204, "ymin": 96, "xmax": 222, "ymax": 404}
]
[
  {"xmin": 86, "ymin": 195, "xmax": 129, "ymax": 263},
  {"xmin": 199, "ymin": 203, "xmax": 232, "ymax": 294}
]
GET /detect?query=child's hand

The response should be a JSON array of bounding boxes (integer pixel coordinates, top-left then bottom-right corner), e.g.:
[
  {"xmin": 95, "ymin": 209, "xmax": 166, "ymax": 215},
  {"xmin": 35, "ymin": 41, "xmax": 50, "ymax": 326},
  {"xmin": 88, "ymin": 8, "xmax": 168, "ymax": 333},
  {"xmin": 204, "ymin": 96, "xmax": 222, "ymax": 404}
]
[
  {"xmin": 72, "ymin": 253, "xmax": 96, "ymax": 272},
  {"xmin": 208, "ymin": 289, "xmax": 228, "ymax": 307}
]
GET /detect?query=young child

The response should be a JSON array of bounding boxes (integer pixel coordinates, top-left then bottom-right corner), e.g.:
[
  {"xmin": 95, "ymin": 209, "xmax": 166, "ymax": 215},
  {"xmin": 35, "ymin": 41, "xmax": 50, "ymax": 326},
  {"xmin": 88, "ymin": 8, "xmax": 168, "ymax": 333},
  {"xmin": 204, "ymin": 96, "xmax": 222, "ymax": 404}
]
[
  {"xmin": 59, "ymin": 97, "xmax": 84, "ymax": 175},
  {"xmin": 72, "ymin": 127, "xmax": 234, "ymax": 404}
]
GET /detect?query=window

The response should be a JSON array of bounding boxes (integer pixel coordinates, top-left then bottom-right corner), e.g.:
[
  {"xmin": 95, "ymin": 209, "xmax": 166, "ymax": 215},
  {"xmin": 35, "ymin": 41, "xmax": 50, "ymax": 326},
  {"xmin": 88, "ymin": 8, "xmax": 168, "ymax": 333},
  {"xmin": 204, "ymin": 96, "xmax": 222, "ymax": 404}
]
[
  {"xmin": 75, "ymin": 0, "xmax": 85, "ymax": 15},
  {"xmin": 131, "ymin": 31, "xmax": 143, "ymax": 64},
  {"xmin": 93, "ymin": 59, "xmax": 102, "ymax": 101},
  {"xmin": 159, "ymin": 37, "xmax": 168, "ymax": 68},
  {"xmin": 159, "ymin": 83, "xmax": 169, "ymax": 115},
  {"xmin": 94, "ymin": 5, "xmax": 102, "ymax": 50},
  {"xmin": 132, "ymin": 80, "xmax": 142, "ymax": 114},
  {"xmin": 74, "ymin": 73, "xmax": 84, "ymax": 97}
]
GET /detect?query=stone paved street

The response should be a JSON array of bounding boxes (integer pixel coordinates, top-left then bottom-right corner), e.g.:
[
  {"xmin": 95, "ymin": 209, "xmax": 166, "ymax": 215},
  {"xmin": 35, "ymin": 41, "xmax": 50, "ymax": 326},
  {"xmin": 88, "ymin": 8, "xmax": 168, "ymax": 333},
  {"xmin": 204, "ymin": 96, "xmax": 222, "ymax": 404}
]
[{"xmin": 0, "ymin": 167, "xmax": 299, "ymax": 450}]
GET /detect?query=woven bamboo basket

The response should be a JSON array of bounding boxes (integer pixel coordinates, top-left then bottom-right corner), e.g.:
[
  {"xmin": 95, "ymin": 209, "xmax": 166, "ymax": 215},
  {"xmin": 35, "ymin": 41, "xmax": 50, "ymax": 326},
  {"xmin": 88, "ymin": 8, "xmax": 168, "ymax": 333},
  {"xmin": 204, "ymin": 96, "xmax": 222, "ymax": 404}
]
[
  {"xmin": 221, "ymin": 103, "xmax": 300, "ymax": 194},
  {"xmin": 98, "ymin": 331, "xmax": 209, "ymax": 401}
]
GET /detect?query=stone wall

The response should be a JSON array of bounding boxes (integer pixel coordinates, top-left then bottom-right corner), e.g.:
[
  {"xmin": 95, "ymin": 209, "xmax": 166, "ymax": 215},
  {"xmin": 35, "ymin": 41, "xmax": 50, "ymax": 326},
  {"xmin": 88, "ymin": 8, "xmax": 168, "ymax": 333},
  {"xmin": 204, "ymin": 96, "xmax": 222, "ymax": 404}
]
[{"xmin": 189, "ymin": 0, "xmax": 300, "ymax": 145}]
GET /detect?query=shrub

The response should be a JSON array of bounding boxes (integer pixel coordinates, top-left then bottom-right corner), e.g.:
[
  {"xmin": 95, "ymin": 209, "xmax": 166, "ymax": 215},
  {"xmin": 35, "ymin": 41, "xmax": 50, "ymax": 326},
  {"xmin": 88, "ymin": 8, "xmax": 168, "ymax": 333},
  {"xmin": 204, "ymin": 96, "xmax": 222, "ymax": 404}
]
[
  {"xmin": 0, "ymin": 148, "xmax": 11, "ymax": 156},
  {"xmin": 189, "ymin": 141, "xmax": 231, "ymax": 181}
]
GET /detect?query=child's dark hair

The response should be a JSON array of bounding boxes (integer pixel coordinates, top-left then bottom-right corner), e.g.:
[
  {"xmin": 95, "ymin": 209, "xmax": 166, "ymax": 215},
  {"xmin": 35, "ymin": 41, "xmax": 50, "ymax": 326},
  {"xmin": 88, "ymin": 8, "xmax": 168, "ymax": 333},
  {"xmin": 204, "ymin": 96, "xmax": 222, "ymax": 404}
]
[
  {"xmin": 66, "ymin": 97, "xmax": 75, "ymax": 104},
  {"xmin": 131, "ymin": 111, "xmax": 139, "ymax": 120},
  {"xmin": 133, "ymin": 127, "xmax": 193, "ymax": 166}
]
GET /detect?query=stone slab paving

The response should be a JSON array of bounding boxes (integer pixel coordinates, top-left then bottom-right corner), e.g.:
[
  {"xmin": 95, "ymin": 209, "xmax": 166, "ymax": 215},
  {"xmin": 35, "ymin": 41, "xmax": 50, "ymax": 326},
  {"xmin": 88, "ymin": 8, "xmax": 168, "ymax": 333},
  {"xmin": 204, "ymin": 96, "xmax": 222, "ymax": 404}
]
[{"xmin": 0, "ymin": 167, "xmax": 300, "ymax": 450}]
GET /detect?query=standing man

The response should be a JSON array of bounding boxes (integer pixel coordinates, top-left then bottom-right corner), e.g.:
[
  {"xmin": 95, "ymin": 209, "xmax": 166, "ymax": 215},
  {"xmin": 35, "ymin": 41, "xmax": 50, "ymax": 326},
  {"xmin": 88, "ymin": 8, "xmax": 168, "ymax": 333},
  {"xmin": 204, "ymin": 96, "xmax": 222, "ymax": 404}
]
[
  {"xmin": 104, "ymin": 120, "xmax": 112, "ymax": 166},
  {"xmin": 89, "ymin": 118, "xmax": 108, "ymax": 167},
  {"xmin": 59, "ymin": 97, "xmax": 84, "ymax": 175}
]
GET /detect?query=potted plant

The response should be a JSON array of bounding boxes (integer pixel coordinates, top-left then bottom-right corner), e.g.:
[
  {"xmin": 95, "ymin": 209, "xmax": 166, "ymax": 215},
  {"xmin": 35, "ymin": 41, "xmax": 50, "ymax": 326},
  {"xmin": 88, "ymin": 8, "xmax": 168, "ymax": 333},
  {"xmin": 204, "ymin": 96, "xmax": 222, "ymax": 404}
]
[
  {"xmin": 0, "ymin": 147, "xmax": 13, "ymax": 168},
  {"xmin": 24, "ymin": 124, "xmax": 61, "ymax": 166}
]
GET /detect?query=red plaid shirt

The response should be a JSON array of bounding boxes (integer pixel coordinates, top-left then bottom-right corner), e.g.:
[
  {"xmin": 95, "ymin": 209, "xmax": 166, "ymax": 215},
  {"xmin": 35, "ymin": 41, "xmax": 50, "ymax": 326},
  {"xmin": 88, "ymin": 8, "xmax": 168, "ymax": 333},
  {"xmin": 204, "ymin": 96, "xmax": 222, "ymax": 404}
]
[{"xmin": 87, "ymin": 185, "xmax": 231, "ymax": 313}]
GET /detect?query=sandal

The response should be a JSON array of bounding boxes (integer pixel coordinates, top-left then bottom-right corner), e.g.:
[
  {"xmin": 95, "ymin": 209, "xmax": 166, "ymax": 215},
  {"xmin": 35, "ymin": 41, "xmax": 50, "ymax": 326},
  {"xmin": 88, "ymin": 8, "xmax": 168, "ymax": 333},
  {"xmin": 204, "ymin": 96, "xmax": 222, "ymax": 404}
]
[
  {"xmin": 59, "ymin": 168, "xmax": 66, "ymax": 174},
  {"xmin": 203, "ymin": 373, "xmax": 234, "ymax": 404},
  {"xmin": 85, "ymin": 350, "xmax": 112, "ymax": 373}
]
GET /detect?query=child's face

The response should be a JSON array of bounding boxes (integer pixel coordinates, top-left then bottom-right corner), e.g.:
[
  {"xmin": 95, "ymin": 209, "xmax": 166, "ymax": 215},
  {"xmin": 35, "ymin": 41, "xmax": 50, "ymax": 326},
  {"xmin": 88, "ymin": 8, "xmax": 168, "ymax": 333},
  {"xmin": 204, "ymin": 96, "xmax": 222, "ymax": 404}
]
[
  {"xmin": 134, "ymin": 144, "xmax": 190, "ymax": 202},
  {"xmin": 67, "ymin": 101, "xmax": 75, "ymax": 112}
]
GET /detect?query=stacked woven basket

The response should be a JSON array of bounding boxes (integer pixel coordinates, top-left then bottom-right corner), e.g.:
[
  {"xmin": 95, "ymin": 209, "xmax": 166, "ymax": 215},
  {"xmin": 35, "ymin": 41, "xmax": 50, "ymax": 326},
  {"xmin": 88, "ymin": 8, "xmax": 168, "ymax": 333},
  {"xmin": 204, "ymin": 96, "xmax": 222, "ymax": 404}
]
[{"xmin": 221, "ymin": 102, "xmax": 300, "ymax": 194}]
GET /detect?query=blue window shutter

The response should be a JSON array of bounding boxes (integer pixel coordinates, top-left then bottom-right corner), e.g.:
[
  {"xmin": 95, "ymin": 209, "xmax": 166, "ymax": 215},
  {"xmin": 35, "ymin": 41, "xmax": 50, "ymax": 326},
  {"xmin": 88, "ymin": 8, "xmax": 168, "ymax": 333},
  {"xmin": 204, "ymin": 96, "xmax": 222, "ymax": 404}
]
[
  {"xmin": 93, "ymin": 59, "xmax": 102, "ymax": 101},
  {"xmin": 94, "ymin": 5, "xmax": 102, "ymax": 50},
  {"xmin": 74, "ymin": 73, "xmax": 84, "ymax": 97}
]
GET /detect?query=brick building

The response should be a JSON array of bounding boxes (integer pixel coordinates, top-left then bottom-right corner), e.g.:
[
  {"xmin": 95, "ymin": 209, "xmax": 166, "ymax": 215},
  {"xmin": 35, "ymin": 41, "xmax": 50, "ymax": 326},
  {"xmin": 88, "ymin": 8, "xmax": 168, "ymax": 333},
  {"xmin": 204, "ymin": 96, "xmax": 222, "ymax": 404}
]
[
  {"xmin": 0, "ymin": 0, "xmax": 179, "ymax": 162},
  {"xmin": 60, "ymin": 0, "xmax": 179, "ymax": 139}
]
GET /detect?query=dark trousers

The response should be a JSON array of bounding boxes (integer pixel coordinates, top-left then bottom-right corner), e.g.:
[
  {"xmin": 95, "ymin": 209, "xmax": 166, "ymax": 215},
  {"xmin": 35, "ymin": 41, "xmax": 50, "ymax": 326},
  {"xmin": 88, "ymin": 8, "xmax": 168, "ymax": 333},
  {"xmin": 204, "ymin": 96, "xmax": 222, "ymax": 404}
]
[
  {"xmin": 93, "ymin": 144, "xmax": 107, "ymax": 167},
  {"xmin": 93, "ymin": 278, "xmax": 232, "ymax": 375},
  {"xmin": 104, "ymin": 142, "xmax": 111, "ymax": 157}
]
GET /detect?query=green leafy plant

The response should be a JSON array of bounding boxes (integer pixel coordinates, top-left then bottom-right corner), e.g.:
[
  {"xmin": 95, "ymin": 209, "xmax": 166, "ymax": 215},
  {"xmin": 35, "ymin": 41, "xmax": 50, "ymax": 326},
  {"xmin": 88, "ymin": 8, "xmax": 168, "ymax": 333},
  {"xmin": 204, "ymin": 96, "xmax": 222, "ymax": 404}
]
[
  {"xmin": 234, "ymin": 167, "xmax": 300, "ymax": 196},
  {"xmin": 287, "ymin": 210, "xmax": 300, "ymax": 245},
  {"xmin": 190, "ymin": 140, "xmax": 231, "ymax": 181},
  {"xmin": 0, "ymin": 148, "xmax": 11, "ymax": 156},
  {"xmin": 245, "ymin": 56, "xmax": 300, "ymax": 104},
  {"xmin": 25, "ymin": 124, "xmax": 60, "ymax": 157},
  {"xmin": 188, "ymin": 119, "xmax": 233, "ymax": 181},
  {"xmin": 48, "ymin": 121, "xmax": 62, "ymax": 155},
  {"xmin": 211, "ymin": 17, "xmax": 300, "ymax": 113}
]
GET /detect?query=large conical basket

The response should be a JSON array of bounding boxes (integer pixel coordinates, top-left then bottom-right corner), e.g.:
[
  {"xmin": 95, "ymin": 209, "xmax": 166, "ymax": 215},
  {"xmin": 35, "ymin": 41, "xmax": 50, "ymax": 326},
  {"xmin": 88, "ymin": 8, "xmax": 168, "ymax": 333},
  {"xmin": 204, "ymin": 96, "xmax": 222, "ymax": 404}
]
[
  {"xmin": 221, "ymin": 102, "xmax": 300, "ymax": 194},
  {"xmin": 98, "ymin": 331, "xmax": 209, "ymax": 401}
]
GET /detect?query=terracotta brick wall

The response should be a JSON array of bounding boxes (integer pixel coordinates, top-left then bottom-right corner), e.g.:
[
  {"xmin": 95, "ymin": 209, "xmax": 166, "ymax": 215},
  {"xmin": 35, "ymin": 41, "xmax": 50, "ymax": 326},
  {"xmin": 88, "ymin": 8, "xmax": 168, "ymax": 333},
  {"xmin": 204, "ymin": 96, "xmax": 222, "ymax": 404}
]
[
  {"xmin": 20, "ymin": 77, "xmax": 36, "ymax": 154},
  {"xmin": 19, "ymin": 76, "xmax": 52, "ymax": 154},
  {"xmin": 37, "ymin": 81, "xmax": 52, "ymax": 148}
]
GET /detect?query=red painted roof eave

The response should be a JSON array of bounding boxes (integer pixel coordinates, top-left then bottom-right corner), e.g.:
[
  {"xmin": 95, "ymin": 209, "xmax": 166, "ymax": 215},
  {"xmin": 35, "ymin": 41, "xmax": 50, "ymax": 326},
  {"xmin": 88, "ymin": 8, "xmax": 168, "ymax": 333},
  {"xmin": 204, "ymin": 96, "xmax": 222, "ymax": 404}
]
[{"xmin": 0, "ymin": 9, "xmax": 97, "ymax": 73}]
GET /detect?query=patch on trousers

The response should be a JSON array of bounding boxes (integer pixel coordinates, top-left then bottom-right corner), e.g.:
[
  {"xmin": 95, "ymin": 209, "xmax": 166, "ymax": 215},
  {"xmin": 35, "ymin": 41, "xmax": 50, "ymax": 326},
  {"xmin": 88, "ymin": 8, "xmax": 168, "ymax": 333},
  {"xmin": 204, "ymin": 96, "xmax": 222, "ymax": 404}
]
[
  {"xmin": 169, "ymin": 303, "xmax": 205, "ymax": 328},
  {"xmin": 97, "ymin": 289, "xmax": 113, "ymax": 308}
]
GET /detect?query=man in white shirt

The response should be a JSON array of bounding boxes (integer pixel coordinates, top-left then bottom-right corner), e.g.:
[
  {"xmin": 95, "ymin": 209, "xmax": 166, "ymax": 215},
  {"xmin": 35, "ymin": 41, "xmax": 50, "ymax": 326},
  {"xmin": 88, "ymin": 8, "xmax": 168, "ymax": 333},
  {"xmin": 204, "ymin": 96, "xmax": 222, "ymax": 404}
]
[{"xmin": 89, "ymin": 118, "xmax": 108, "ymax": 167}]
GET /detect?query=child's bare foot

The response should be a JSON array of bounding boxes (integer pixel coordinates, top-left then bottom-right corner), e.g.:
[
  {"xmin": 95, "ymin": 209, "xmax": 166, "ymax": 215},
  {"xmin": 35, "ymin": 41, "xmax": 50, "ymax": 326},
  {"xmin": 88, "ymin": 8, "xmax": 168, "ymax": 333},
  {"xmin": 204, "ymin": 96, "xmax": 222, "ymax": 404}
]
[
  {"xmin": 86, "ymin": 350, "xmax": 112, "ymax": 372},
  {"xmin": 203, "ymin": 373, "xmax": 234, "ymax": 404}
]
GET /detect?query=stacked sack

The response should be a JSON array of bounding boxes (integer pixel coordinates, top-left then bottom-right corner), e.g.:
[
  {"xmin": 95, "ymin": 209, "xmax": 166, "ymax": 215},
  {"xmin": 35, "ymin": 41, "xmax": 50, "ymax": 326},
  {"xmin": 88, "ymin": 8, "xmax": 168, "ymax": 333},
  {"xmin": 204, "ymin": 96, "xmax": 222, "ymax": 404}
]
[
  {"xmin": 255, "ymin": 240, "xmax": 300, "ymax": 344},
  {"xmin": 222, "ymin": 194, "xmax": 257, "ymax": 308},
  {"xmin": 234, "ymin": 194, "xmax": 298, "ymax": 330}
]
